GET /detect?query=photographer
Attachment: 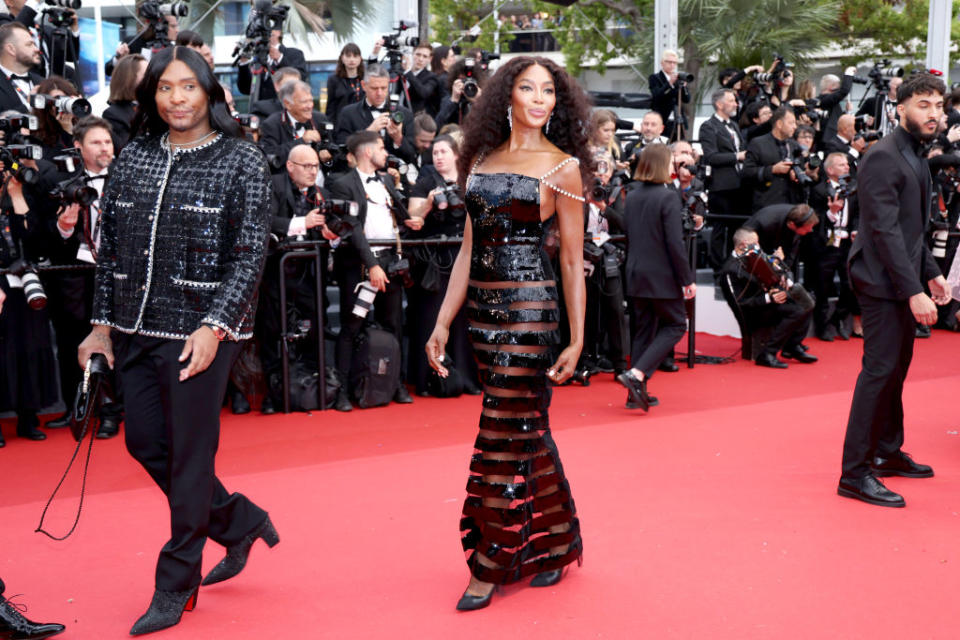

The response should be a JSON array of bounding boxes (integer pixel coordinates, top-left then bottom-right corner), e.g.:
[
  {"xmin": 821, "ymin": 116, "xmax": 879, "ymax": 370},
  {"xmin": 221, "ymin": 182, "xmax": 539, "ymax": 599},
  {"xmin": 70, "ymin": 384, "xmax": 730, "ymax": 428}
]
[
  {"xmin": 429, "ymin": 45, "xmax": 456, "ymax": 113},
  {"xmin": 808, "ymin": 152, "xmax": 861, "ymax": 341},
  {"xmin": 815, "ymin": 67, "xmax": 858, "ymax": 142},
  {"xmin": 41, "ymin": 116, "xmax": 123, "ymax": 437},
  {"xmin": 581, "ymin": 150, "xmax": 628, "ymax": 382},
  {"xmin": 410, "ymin": 112, "xmax": 436, "ymax": 174},
  {"xmin": 236, "ymin": 27, "xmax": 308, "ymax": 101},
  {"xmin": 250, "ymin": 65, "xmax": 300, "ymax": 119},
  {"xmin": 624, "ymin": 111, "xmax": 668, "ymax": 173},
  {"xmin": 255, "ymin": 143, "xmax": 337, "ymax": 412},
  {"xmin": 616, "ymin": 145, "xmax": 695, "ymax": 411},
  {"xmin": 0, "ymin": 118, "xmax": 58, "ymax": 441},
  {"xmin": 722, "ymin": 228, "xmax": 815, "ymax": 368},
  {"xmin": 328, "ymin": 130, "xmax": 414, "ymax": 412},
  {"xmin": 823, "ymin": 114, "xmax": 866, "ymax": 173},
  {"xmin": 744, "ymin": 106, "xmax": 804, "ymax": 211},
  {"xmin": 105, "ymin": 13, "xmax": 178, "ymax": 77},
  {"xmin": 259, "ymin": 80, "xmax": 333, "ymax": 176},
  {"xmin": 720, "ymin": 64, "xmax": 766, "ymax": 120},
  {"xmin": 325, "ymin": 43, "xmax": 365, "ymax": 124},
  {"xmin": 744, "ymin": 202, "xmax": 819, "ymax": 275},
  {"xmin": 741, "ymin": 101, "xmax": 773, "ymax": 144},
  {"xmin": 0, "ymin": 22, "xmax": 41, "ymax": 114},
  {"xmin": 857, "ymin": 75, "xmax": 902, "ymax": 137},
  {"xmin": 7, "ymin": 0, "xmax": 79, "ymax": 79},
  {"xmin": 333, "ymin": 63, "xmax": 418, "ymax": 164},
  {"xmin": 435, "ymin": 57, "xmax": 488, "ymax": 128},
  {"xmin": 405, "ymin": 43, "xmax": 440, "ymax": 117},
  {"xmin": 649, "ymin": 49, "xmax": 691, "ymax": 140},
  {"xmin": 32, "ymin": 74, "xmax": 85, "ymax": 159},
  {"xmin": 404, "ymin": 134, "xmax": 479, "ymax": 396},
  {"xmin": 103, "ymin": 53, "xmax": 146, "ymax": 152},
  {"xmin": 701, "ymin": 88, "xmax": 747, "ymax": 271}
]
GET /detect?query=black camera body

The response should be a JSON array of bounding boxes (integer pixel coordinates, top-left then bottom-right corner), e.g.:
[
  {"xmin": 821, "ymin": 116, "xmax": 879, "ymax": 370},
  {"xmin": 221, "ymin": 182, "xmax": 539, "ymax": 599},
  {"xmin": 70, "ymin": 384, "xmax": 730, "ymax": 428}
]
[
  {"xmin": 788, "ymin": 145, "xmax": 818, "ymax": 186},
  {"xmin": 51, "ymin": 148, "xmax": 98, "ymax": 206},
  {"xmin": 232, "ymin": 0, "xmax": 289, "ymax": 64},
  {"xmin": 734, "ymin": 243, "xmax": 815, "ymax": 312},
  {"xmin": 590, "ymin": 170, "xmax": 630, "ymax": 203},
  {"xmin": 463, "ymin": 59, "xmax": 480, "ymax": 99},
  {"xmin": 826, "ymin": 174, "xmax": 857, "ymax": 201},
  {"xmin": 233, "ymin": 112, "xmax": 260, "ymax": 130},
  {"xmin": 311, "ymin": 123, "xmax": 346, "ymax": 165},
  {"xmin": 868, "ymin": 59, "xmax": 904, "ymax": 91},
  {"xmin": 32, "ymin": 93, "xmax": 91, "ymax": 118},
  {"xmin": 388, "ymin": 94, "xmax": 404, "ymax": 124},
  {"xmin": 320, "ymin": 199, "xmax": 358, "ymax": 239},
  {"xmin": 385, "ymin": 155, "xmax": 409, "ymax": 177},
  {"xmin": 381, "ymin": 21, "xmax": 418, "ymax": 77},
  {"xmin": 753, "ymin": 53, "xmax": 794, "ymax": 84},
  {"xmin": 432, "ymin": 182, "xmax": 465, "ymax": 223}
]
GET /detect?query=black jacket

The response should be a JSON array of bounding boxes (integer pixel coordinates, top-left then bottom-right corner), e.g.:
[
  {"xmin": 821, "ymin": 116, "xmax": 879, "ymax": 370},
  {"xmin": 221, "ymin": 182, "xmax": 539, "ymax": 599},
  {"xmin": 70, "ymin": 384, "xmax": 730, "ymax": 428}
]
[
  {"xmin": 333, "ymin": 100, "xmax": 418, "ymax": 163},
  {"xmin": 269, "ymin": 172, "xmax": 331, "ymax": 239},
  {"xmin": 648, "ymin": 70, "xmax": 690, "ymax": 129},
  {"xmin": 258, "ymin": 109, "xmax": 330, "ymax": 168},
  {"xmin": 817, "ymin": 73, "xmax": 854, "ymax": 142},
  {"xmin": 251, "ymin": 98, "xmax": 283, "ymax": 120},
  {"xmin": 103, "ymin": 100, "xmax": 136, "ymax": 152},
  {"xmin": 91, "ymin": 134, "xmax": 272, "ymax": 341},
  {"xmin": 744, "ymin": 203, "xmax": 806, "ymax": 272},
  {"xmin": 327, "ymin": 168, "xmax": 409, "ymax": 271},
  {"xmin": 821, "ymin": 134, "xmax": 860, "ymax": 174},
  {"xmin": 324, "ymin": 74, "xmax": 364, "ymax": 123},
  {"xmin": 404, "ymin": 69, "xmax": 440, "ymax": 116},
  {"xmin": 848, "ymin": 126, "xmax": 942, "ymax": 300},
  {"xmin": 237, "ymin": 45, "xmax": 308, "ymax": 99},
  {"xmin": 809, "ymin": 179, "xmax": 859, "ymax": 254},
  {"xmin": 699, "ymin": 114, "xmax": 744, "ymax": 192},
  {"xmin": 0, "ymin": 69, "xmax": 42, "ymax": 115},
  {"xmin": 744, "ymin": 133, "xmax": 802, "ymax": 211},
  {"xmin": 623, "ymin": 181, "xmax": 693, "ymax": 298}
]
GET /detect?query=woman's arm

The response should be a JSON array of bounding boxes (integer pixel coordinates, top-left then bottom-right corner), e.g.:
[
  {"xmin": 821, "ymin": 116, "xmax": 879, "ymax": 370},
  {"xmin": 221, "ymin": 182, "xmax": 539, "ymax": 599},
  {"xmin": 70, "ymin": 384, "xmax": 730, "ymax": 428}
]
[{"xmin": 549, "ymin": 161, "xmax": 586, "ymax": 383}]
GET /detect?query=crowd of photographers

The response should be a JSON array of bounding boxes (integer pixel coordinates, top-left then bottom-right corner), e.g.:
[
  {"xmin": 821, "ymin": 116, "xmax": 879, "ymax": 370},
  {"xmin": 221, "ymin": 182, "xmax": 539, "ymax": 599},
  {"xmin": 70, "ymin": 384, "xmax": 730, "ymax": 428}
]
[{"xmin": 1, "ymin": 7, "xmax": 959, "ymax": 446}]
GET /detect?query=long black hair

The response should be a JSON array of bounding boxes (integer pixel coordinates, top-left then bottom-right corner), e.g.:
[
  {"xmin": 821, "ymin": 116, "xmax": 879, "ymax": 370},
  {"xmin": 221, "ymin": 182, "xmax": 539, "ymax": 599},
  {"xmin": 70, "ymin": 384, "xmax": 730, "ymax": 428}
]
[
  {"xmin": 132, "ymin": 46, "xmax": 240, "ymax": 139},
  {"xmin": 457, "ymin": 56, "xmax": 595, "ymax": 188}
]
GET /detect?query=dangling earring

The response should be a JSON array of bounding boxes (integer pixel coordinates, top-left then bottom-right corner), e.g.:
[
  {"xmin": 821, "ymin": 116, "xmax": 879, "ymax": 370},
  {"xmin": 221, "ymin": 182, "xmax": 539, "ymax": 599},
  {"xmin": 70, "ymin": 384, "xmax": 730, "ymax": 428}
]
[
  {"xmin": 507, "ymin": 105, "xmax": 513, "ymax": 131},
  {"xmin": 545, "ymin": 112, "xmax": 554, "ymax": 135}
]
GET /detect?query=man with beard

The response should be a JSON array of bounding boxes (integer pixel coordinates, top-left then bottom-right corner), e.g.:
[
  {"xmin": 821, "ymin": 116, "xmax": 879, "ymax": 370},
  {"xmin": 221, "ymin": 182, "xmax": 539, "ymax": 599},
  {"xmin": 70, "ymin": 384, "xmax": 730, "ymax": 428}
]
[{"xmin": 837, "ymin": 73, "xmax": 953, "ymax": 508}]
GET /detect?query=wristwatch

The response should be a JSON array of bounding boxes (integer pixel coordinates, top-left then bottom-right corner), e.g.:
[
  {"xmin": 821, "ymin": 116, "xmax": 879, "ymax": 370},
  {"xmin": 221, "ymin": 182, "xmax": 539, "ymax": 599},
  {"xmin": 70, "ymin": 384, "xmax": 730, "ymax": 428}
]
[{"xmin": 206, "ymin": 325, "xmax": 227, "ymax": 341}]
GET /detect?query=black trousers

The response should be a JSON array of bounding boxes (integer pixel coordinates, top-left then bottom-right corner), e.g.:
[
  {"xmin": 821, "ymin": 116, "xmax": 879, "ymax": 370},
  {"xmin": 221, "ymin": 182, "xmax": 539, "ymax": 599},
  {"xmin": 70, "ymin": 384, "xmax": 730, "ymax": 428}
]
[
  {"xmin": 841, "ymin": 293, "xmax": 915, "ymax": 479},
  {"xmin": 629, "ymin": 296, "xmax": 687, "ymax": 379},
  {"xmin": 115, "ymin": 333, "xmax": 267, "ymax": 591},
  {"xmin": 335, "ymin": 257, "xmax": 404, "ymax": 385},
  {"xmin": 809, "ymin": 245, "xmax": 860, "ymax": 332},
  {"xmin": 744, "ymin": 299, "xmax": 811, "ymax": 357},
  {"xmin": 584, "ymin": 272, "xmax": 628, "ymax": 371}
]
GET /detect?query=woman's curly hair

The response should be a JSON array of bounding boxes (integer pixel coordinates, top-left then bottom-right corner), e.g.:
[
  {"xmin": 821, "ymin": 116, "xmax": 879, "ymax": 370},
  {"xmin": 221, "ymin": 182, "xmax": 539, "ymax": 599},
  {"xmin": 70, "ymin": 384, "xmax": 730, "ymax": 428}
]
[{"xmin": 457, "ymin": 56, "xmax": 595, "ymax": 189}]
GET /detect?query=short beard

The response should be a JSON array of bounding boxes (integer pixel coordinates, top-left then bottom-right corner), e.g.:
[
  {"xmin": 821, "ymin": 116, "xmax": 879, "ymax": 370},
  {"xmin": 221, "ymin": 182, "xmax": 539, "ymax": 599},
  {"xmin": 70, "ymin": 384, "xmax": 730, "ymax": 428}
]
[{"xmin": 903, "ymin": 115, "xmax": 938, "ymax": 143}]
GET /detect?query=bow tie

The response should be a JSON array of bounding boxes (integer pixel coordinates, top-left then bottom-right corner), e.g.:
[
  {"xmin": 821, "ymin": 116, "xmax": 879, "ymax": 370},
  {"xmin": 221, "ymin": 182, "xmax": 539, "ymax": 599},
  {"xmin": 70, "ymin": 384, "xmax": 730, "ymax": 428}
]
[
  {"xmin": 366, "ymin": 175, "xmax": 380, "ymax": 184},
  {"xmin": 9, "ymin": 74, "xmax": 29, "ymax": 83}
]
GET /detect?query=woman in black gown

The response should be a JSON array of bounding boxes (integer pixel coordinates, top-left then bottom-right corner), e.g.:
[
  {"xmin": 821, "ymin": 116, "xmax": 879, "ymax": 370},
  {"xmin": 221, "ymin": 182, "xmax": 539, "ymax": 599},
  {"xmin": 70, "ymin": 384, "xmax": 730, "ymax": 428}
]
[{"xmin": 426, "ymin": 56, "xmax": 593, "ymax": 610}]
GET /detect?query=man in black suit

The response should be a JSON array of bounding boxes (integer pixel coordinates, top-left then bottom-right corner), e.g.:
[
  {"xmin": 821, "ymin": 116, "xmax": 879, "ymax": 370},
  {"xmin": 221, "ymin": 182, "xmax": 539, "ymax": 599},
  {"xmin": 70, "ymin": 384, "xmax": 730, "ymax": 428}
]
[
  {"xmin": 259, "ymin": 80, "xmax": 332, "ymax": 175},
  {"xmin": 838, "ymin": 74, "xmax": 953, "ymax": 508},
  {"xmin": 0, "ymin": 22, "xmax": 41, "ymax": 113},
  {"xmin": 237, "ymin": 29, "xmax": 308, "ymax": 101},
  {"xmin": 333, "ymin": 63, "xmax": 418, "ymax": 164},
  {"xmin": 808, "ymin": 152, "xmax": 860, "ymax": 341},
  {"xmin": 857, "ymin": 76, "xmax": 902, "ymax": 137},
  {"xmin": 255, "ymin": 144, "xmax": 337, "ymax": 411},
  {"xmin": 405, "ymin": 43, "xmax": 440, "ymax": 116},
  {"xmin": 744, "ymin": 106, "xmax": 803, "ymax": 211},
  {"xmin": 104, "ymin": 14, "xmax": 179, "ymax": 77},
  {"xmin": 648, "ymin": 49, "xmax": 690, "ymax": 140},
  {"xmin": 249, "ymin": 66, "xmax": 300, "ymax": 119},
  {"xmin": 700, "ymin": 88, "xmax": 748, "ymax": 271},
  {"xmin": 6, "ymin": 0, "xmax": 79, "ymax": 78},
  {"xmin": 722, "ymin": 228, "xmax": 815, "ymax": 368},
  {"xmin": 815, "ymin": 66, "xmax": 857, "ymax": 142},
  {"xmin": 822, "ymin": 114, "xmax": 866, "ymax": 174},
  {"xmin": 327, "ymin": 130, "xmax": 418, "ymax": 412},
  {"xmin": 744, "ymin": 202, "xmax": 819, "ymax": 275}
]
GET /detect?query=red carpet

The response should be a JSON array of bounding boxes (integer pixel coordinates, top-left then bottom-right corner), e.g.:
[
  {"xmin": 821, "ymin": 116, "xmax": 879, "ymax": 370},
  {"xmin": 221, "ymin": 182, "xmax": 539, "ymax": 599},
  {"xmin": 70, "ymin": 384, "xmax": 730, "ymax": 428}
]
[{"xmin": 2, "ymin": 332, "xmax": 960, "ymax": 639}]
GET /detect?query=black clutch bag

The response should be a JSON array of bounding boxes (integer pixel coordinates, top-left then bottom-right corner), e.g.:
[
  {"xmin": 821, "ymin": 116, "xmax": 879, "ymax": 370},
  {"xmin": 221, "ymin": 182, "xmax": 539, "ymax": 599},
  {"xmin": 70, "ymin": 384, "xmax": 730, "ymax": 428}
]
[{"xmin": 69, "ymin": 353, "xmax": 114, "ymax": 442}]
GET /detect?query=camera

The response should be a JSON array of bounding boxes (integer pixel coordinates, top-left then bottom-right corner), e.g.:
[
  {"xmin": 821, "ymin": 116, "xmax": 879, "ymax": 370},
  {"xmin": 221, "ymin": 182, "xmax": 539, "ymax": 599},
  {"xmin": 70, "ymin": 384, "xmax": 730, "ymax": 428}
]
[
  {"xmin": 382, "ymin": 20, "xmax": 419, "ymax": 50},
  {"xmin": 385, "ymin": 155, "xmax": 409, "ymax": 176},
  {"xmin": 590, "ymin": 169, "xmax": 630, "ymax": 203},
  {"xmin": 0, "ymin": 115, "xmax": 38, "ymax": 133},
  {"xmin": 5, "ymin": 259, "xmax": 47, "ymax": 309},
  {"xmin": 788, "ymin": 145, "xmax": 818, "ymax": 186},
  {"xmin": 601, "ymin": 243, "xmax": 624, "ymax": 279},
  {"xmin": 462, "ymin": 59, "xmax": 480, "ymax": 99},
  {"xmin": 41, "ymin": 4, "xmax": 77, "ymax": 28},
  {"xmin": 0, "ymin": 140, "xmax": 42, "ymax": 185},
  {"xmin": 140, "ymin": 0, "xmax": 188, "ymax": 19},
  {"xmin": 320, "ymin": 199, "xmax": 359, "ymax": 239},
  {"xmin": 793, "ymin": 101, "xmax": 822, "ymax": 123},
  {"xmin": 385, "ymin": 254, "xmax": 413, "ymax": 288},
  {"xmin": 50, "ymin": 148, "xmax": 98, "ymax": 206},
  {"xmin": 827, "ymin": 174, "xmax": 857, "ymax": 201},
  {"xmin": 854, "ymin": 130, "xmax": 882, "ymax": 144},
  {"xmin": 734, "ymin": 243, "xmax": 815, "ymax": 312},
  {"xmin": 753, "ymin": 53, "xmax": 794, "ymax": 84},
  {"xmin": 676, "ymin": 71, "xmax": 695, "ymax": 83},
  {"xmin": 31, "ymin": 94, "xmax": 91, "ymax": 118},
  {"xmin": 388, "ymin": 94, "xmax": 404, "ymax": 124},
  {"xmin": 433, "ymin": 183, "xmax": 463, "ymax": 210},
  {"xmin": 868, "ymin": 59, "xmax": 904, "ymax": 90},
  {"xmin": 476, "ymin": 50, "xmax": 500, "ymax": 70},
  {"xmin": 232, "ymin": 0, "xmax": 289, "ymax": 64},
  {"xmin": 233, "ymin": 113, "xmax": 260, "ymax": 130}
]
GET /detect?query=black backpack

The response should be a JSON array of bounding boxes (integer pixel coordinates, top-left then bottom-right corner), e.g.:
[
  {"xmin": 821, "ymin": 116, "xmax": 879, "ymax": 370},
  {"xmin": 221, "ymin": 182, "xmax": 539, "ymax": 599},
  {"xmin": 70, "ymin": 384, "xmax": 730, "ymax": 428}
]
[{"xmin": 349, "ymin": 326, "xmax": 401, "ymax": 408}]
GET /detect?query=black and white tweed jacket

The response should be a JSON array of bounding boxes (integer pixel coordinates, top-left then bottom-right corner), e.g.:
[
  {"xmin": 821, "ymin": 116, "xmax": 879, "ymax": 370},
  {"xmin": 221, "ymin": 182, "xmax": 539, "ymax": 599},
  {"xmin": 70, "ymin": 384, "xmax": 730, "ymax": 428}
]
[{"xmin": 91, "ymin": 132, "xmax": 271, "ymax": 341}]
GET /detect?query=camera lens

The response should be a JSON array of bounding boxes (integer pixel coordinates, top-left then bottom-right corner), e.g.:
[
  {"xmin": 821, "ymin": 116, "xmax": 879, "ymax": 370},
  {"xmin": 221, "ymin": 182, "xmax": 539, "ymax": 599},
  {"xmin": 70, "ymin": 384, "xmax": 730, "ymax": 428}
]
[
  {"xmin": 20, "ymin": 270, "xmax": 47, "ymax": 310},
  {"xmin": 391, "ymin": 111, "xmax": 404, "ymax": 124},
  {"xmin": 463, "ymin": 79, "xmax": 479, "ymax": 99}
]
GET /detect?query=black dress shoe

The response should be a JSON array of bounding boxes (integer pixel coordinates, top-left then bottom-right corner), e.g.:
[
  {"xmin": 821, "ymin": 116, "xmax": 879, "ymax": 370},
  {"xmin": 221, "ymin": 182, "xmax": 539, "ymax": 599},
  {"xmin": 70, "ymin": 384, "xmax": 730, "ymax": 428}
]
[
  {"xmin": 455, "ymin": 584, "xmax": 498, "ymax": 611},
  {"xmin": 16, "ymin": 414, "xmax": 45, "ymax": 441},
  {"xmin": 626, "ymin": 394, "xmax": 658, "ymax": 409},
  {"xmin": 44, "ymin": 413, "xmax": 70, "ymax": 429},
  {"xmin": 815, "ymin": 330, "xmax": 835, "ymax": 342},
  {"xmin": 594, "ymin": 357, "xmax": 614, "ymax": 373},
  {"xmin": 781, "ymin": 349, "xmax": 818, "ymax": 364},
  {"xmin": 837, "ymin": 474, "xmax": 905, "ymax": 507},
  {"xmin": 0, "ymin": 592, "xmax": 65, "ymax": 639},
  {"xmin": 129, "ymin": 587, "xmax": 198, "ymax": 636},
  {"xmin": 872, "ymin": 451, "xmax": 934, "ymax": 478},
  {"xmin": 657, "ymin": 358, "xmax": 679, "ymax": 373},
  {"xmin": 202, "ymin": 515, "xmax": 280, "ymax": 586},
  {"xmin": 260, "ymin": 396, "xmax": 277, "ymax": 415},
  {"xmin": 916, "ymin": 324, "xmax": 931, "ymax": 338},
  {"xmin": 393, "ymin": 385, "xmax": 413, "ymax": 404},
  {"xmin": 795, "ymin": 343, "xmax": 810, "ymax": 352},
  {"xmin": 96, "ymin": 416, "xmax": 120, "ymax": 439},
  {"xmin": 755, "ymin": 353, "xmax": 788, "ymax": 369},
  {"xmin": 616, "ymin": 370, "xmax": 649, "ymax": 411},
  {"xmin": 462, "ymin": 384, "xmax": 482, "ymax": 396},
  {"xmin": 334, "ymin": 390, "xmax": 353, "ymax": 412},
  {"xmin": 834, "ymin": 322, "xmax": 851, "ymax": 340},
  {"xmin": 230, "ymin": 390, "xmax": 251, "ymax": 415}
]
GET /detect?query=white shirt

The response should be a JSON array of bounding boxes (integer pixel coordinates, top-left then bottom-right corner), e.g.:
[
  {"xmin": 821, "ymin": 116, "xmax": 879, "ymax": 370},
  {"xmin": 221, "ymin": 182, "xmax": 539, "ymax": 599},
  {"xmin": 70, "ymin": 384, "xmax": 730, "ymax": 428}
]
[
  {"xmin": 357, "ymin": 169, "xmax": 396, "ymax": 243},
  {"xmin": 0, "ymin": 62, "xmax": 31, "ymax": 109}
]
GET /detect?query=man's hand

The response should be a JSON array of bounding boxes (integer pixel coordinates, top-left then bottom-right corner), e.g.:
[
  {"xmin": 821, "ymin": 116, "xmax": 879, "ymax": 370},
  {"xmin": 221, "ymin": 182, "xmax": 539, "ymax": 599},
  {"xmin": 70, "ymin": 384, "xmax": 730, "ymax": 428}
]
[
  {"xmin": 928, "ymin": 275, "xmax": 952, "ymax": 305},
  {"xmin": 268, "ymin": 43, "xmax": 282, "ymax": 62},
  {"xmin": 450, "ymin": 79, "xmax": 464, "ymax": 102},
  {"xmin": 771, "ymin": 289, "xmax": 788, "ymax": 304},
  {"xmin": 668, "ymin": 71, "xmax": 678, "ymax": 85},
  {"xmin": 367, "ymin": 113, "xmax": 391, "ymax": 132},
  {"xmin": 682, "ymin": 283, "xmax": 697, "ymax": 300},
  {"xmin": 947, "ymin": 124, "xmax": 960, "ymax": 144},
  {"xmin": 828, "ymin": 194, "xmax": 844, "ymax": 214},
  {"xmin": 844, "ymin": 66, "xmax": 858, "ymax": 76},
  {"xmin": 318, "ymin": 149, "xmax": 332, "ymax": 163},
  {"xmin": 178, "ymin": 326, "xmax": 220, "ymax": 382},
  {"xmin": 736, "ymin": 150, "xmax": 746, "ymax": 162},
  {"xmin": 771, "ymin": 160, "xmax": 793, "ymax": 175},
  {"xmin": 369, "ymin": 265, "xmax": 389, "ymax": 291},
  {"xmin": 0, "ymin": 287, "xmax": 5, "ymax": 314},
  {"xmin": 909, "ymin": 292, "xmax": 939, "ymax": 325},
  {"xmin": 304, "ymin": 209, "xmax": 325, "ymax": 229},
  {"xmin": 773, "ymin": 247, "xmax": 785, "ymax": 260},
  {"xmin": 78, "ymin": 325, "xmax": 114, "ymax": 369},
  {"xmin": 404, "ymin": 216, "xmax": 424, "ymax": 231},
  {"xmin": 115, "ymin": 42, "xmax": 129, "ymax": 59},
  {"xmin": 58, "ymin": 203, "xmax": 80, "ymax": 232},
  {"xmin": 385, "ymin": 118, "xmax": 403, "ymax": 145},
  {"xmin": 301, "ymin": 129, "xmax": 321, "ymax": 143},
  {"xmin": 851, "ymin": 137, "xmax": 867, "ymax": 153},
  {"xmin": 320, "ymin": 225, "xmax": 338, "ymax": 241}
]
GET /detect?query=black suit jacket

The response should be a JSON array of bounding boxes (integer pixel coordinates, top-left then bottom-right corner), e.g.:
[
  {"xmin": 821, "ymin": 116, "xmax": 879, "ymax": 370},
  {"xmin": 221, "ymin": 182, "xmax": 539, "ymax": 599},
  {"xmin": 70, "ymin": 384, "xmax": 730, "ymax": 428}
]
[
  {"xmin": 259, "ymin": 109, "xmax": 330, "ymax": 168},
  {"xmin": 237, "ymin": 45, "xmax": 309, "ymax": 99},
  {"xmin": 744, "ymin": 133, "xmax": 802, "ymax": 211},
  {"xmin": 822, "ymin": 134, "xmax": 859, "ymax": 174},
  {"xmin": 251, "ymin": 97, "xmax": 283, "ymax": 120},
  {"xmin": 333, "ymin": 100, "xmax": 418, "ymax": 163},
  {"xmin": 404, "ymin": 69, "xmax": 440, "ymax": 116},
  {"xmin": 699, "ymin": 114, "xmax": 744, "ymax": 192},
  {"xmin": 817, "ymin": 74, "xmax": 853, "ymax": 142},
  {"xmin": 0, "ymin": 69, "xmax": 42, "ymax": 115},
  {"xmin": 623, "ymin": 181, "xmax": 693, "ymax": 298},
  {"xmin": 809, "ymin": 179, "xmax": 859, "ymax": 254},
  {"xmin": 744, "ymin": 203, "xmax": 805, "ymax": 271},
  {"xmin": 648, "ymin": 70, "xmax": 690, "ymax": 128},
  {"xmin": 848, "ymin": 126, "xmax": 941, "ymax": 300},
  {"xmin": 269, "ymin": 172, "xmax": 331, "ymax": 239},
  {"xmin": 103, "ymin": 100, "xmax": 136, "ymax": 152},
  {"xmin": 327, "ymin": 168, "xmax": 409, "ymax": 271}
]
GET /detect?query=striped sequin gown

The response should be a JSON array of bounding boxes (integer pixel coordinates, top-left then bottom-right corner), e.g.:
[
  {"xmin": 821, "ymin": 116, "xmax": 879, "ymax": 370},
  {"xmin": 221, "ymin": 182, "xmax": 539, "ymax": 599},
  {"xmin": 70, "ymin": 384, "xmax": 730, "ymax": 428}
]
[{"xmin": 459, "ymin": 164, "xmax": 583, "ymax": 585}]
